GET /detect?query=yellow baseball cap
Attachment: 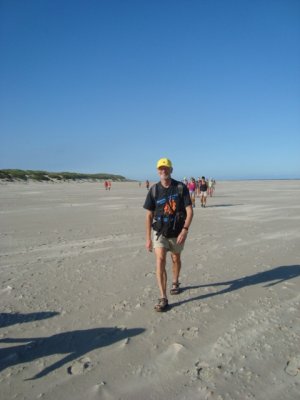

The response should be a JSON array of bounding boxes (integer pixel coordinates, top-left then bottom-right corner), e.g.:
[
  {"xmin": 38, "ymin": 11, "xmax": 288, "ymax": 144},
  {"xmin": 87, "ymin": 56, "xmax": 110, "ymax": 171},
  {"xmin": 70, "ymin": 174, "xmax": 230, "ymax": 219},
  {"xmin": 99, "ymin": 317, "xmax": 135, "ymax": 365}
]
[{"xmin": 156, "ymin": 158, "xmax": 172, "ymax": 169}]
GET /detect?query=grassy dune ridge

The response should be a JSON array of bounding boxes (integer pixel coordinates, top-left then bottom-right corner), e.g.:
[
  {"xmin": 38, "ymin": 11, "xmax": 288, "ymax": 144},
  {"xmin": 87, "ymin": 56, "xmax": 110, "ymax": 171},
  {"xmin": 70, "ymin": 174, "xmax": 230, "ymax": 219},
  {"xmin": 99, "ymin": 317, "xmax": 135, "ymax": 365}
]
[{"xmin": 0, "ymin": 169, "xmax": 127, "ymax": 182}]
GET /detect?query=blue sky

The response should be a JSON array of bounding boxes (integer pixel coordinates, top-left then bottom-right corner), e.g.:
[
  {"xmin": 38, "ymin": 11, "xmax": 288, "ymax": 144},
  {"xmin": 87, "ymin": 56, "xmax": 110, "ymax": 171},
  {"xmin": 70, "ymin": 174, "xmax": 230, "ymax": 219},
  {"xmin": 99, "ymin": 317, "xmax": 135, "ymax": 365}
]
[{"xmin": 1, "ymin": 0, "xmax": 299, "ymax": 181}]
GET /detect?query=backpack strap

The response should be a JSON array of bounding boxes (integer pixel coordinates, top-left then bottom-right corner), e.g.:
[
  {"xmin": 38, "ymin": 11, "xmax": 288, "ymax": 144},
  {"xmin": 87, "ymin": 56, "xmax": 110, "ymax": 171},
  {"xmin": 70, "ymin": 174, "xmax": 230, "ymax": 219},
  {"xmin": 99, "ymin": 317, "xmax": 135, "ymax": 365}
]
[
  {"xmin": 178, "ymin": 182, "xmax": 183, "ymax": 198},
  {"xmin": 151, "ymin": 183, "xmax": 158, "ymax": 200}
]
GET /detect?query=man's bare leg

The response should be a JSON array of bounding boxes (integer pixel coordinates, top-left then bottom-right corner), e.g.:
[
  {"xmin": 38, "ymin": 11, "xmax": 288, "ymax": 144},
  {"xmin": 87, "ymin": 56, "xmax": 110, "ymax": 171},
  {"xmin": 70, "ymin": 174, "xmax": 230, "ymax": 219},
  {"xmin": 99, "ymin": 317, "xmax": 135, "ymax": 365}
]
[
  {"xmin": 155, "ymin": 247, "xmax": 168, "ymax": 299},
  {"xmin": 171, "ymin": 252, "xmax": 181, "ymax": 292}
]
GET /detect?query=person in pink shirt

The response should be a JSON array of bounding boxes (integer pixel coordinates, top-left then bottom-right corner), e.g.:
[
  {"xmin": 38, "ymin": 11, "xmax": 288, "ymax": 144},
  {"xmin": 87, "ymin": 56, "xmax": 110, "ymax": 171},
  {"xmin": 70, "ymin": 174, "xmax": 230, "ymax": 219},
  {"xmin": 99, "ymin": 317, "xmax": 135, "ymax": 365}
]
[{"xmin": 188, "ymin": 177, "xmax": 196, "ymax": 208}]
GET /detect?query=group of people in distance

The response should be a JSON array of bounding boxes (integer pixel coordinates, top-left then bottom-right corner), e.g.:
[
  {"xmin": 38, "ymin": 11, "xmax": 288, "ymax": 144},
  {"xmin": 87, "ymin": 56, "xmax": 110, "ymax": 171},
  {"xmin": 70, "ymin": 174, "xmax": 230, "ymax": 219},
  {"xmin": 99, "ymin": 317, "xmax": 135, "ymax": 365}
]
[
  {"xmin": 184, "ymin": 176, "xmax": 216, "ymax": 208},
  {"xmin": 104, "ymin": 180, "xmax": 112, "ymax": 190}
]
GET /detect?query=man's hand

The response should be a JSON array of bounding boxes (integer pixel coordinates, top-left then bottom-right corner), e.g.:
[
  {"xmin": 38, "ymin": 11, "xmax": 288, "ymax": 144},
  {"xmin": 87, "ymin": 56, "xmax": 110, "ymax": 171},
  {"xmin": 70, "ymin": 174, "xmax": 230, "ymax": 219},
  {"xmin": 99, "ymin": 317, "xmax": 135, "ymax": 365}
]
[
  {"xmin": 176, "ymin": 229, "xmax": 188, "ymax": 245},
  {"xmin": 146, "ymin": 239, "xmax": 153, "ymax": 252}
]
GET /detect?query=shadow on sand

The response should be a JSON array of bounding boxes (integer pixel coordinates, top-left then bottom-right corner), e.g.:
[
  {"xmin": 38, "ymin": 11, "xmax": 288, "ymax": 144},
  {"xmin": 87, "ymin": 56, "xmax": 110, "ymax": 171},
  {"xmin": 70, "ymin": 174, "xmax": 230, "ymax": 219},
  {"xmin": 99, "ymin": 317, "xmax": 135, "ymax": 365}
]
[
  {"xmin": 0, "ymin": 327, "xmax": 145, "ymax": 379},
  {"xmin": 205, "ymin": 203, "xmax": 243, "ymax": 208},
  {"xmin": 172, "ymin": 265, "xmax": 300, "ymax": 309},
  {"xmin": 0, "ymin": 311, "xmax": 59, "ymax": 328}
]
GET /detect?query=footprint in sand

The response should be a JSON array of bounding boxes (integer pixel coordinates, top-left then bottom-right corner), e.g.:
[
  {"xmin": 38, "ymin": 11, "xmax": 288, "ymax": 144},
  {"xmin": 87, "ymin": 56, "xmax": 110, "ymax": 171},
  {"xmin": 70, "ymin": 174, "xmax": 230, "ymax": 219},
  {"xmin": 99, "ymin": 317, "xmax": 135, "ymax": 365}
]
[
  {"xmin": 157, "ymin": 342, "xmax": 185, "ymax": 364},
  {"xmin": 178, "ymin": 326, "xmax": 200, "ymax": 339},
  {"xmin": 67, "ymin": 357, "xmax": 92, "ymax": 375},
  {"xmin": 285, "ymin": 355, "xmax": 300, "ymax": 376}
]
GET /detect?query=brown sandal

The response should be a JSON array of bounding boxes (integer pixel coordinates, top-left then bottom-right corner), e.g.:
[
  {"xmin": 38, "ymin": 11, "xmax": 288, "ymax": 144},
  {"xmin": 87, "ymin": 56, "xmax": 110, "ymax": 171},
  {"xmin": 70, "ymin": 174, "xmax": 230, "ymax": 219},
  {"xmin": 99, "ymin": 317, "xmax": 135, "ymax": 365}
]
[
  {"xmin": 170, "ymin": 282, "xmax": 181, "ymax": 295},
  {"xmin": 154, "ymin": 298, "xmax": 169, "ymax": 312}
]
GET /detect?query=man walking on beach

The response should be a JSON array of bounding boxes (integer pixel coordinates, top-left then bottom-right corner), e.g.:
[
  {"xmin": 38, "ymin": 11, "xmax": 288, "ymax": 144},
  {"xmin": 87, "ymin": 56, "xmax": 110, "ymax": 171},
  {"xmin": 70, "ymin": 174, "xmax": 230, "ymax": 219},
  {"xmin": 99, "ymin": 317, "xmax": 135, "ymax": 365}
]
[{"xmin": 143, "ymin": 158, "xmax": 193, "ymax": 312}]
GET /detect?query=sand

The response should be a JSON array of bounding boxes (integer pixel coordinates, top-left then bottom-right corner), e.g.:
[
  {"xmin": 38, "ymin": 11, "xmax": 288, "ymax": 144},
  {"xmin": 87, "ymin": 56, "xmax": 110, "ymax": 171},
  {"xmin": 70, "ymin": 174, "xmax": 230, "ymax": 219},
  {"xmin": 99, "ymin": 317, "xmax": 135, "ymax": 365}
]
[{"xmin": 0, "ymin": 180, "xmax": 300, "ymax": 400}]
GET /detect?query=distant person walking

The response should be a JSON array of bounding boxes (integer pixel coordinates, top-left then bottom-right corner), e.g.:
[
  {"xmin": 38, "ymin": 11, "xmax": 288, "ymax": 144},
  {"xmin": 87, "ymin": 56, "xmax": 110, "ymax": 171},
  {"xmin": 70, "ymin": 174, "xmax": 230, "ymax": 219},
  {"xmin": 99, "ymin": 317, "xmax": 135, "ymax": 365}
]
[
  {"xmin": 208, "ymin": 178, "xmax": 215, "ymax": 197},
  {"xmin": 187, "ymin": 177, "xmax": 196, "ymax": 208},
  {"xmin": 145, "ymin": 180, "xmax": 150, "ymax": 190},
  {"xmin": 143, "ymin": 158, "xmax": 193, "ymax": 312},
  {"xmin": 196, "ymin": 177, "xmax": 201, "ymax": 197},
  {"xmin": 107, "ymin": 181, "xmax": 111, "ymax": 190},
  {"xmin": 200, "ymin": 176, "xmax": 208, "ymax": 207},
  {"xmin": 104, "ymin": 181, "xmax": 108, "ymax": 190},
  {"xmin": 212, "ymin": 178, "xmax": 216, "ymax": 195}
]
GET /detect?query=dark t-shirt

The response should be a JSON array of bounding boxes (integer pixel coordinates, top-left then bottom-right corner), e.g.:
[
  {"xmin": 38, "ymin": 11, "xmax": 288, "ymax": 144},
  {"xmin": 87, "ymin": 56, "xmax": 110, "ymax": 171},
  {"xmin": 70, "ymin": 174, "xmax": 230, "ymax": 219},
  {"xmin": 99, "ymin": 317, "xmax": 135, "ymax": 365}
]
[
  {"xmin": 143, "ymin": 179, "xmax": 192, "ymax": 215},
  {"xmin": 200, "ymin": 182, "xmax": 208, "ymax": 192}
]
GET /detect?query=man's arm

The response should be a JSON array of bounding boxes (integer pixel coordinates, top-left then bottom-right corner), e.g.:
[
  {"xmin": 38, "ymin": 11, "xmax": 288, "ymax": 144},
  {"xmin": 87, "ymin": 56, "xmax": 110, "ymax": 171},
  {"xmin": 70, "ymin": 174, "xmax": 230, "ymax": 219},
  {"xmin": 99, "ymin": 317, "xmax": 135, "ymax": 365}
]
[
  {"xmin": 184, "ymin": 204, "xmax": 193, "ymax": 228},
  {"xmin": 177, "ymin": 205, "xmax": 193, "ymax": 245},
  {"xmin": 145, "ymin": 210, "xmax": 154, "ymax": 252}
]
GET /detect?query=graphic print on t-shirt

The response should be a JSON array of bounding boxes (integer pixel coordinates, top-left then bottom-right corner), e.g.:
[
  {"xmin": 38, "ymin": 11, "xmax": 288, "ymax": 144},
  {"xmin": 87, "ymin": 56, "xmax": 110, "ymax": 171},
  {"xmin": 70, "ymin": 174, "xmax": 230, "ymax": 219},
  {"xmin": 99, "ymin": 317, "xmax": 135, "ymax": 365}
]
[{"xmin": 156, "ymin": 193, "xmax": 178, "ymax": 215}]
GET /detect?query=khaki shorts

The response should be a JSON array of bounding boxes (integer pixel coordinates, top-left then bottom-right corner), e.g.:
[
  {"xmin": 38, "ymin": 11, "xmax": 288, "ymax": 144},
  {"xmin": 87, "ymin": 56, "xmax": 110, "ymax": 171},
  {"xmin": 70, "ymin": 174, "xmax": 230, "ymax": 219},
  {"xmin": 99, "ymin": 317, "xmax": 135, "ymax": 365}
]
[{"xmin": 152, "ymin": 231, "xmax": 184, "ymax": 253}]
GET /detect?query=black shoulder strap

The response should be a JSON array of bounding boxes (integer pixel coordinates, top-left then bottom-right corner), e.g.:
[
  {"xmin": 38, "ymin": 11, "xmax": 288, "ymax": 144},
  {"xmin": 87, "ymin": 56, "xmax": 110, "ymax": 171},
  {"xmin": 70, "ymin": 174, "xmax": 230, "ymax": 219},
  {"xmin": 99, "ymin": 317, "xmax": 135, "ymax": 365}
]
[
  {"xmin": 151, "ymin": 183, "xmax": 158, "ymax": 200},
  {"xmin": 178, "ymin": 182, "xmax": 183, "ymax": 197}
]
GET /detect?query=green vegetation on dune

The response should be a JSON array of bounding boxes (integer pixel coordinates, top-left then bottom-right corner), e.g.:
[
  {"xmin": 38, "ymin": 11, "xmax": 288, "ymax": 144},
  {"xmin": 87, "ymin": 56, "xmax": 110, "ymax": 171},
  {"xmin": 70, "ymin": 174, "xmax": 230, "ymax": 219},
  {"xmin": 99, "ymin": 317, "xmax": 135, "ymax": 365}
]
[{"xmin": 0, "ymin": 169, "xmax": 127, "ymax": 182}]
